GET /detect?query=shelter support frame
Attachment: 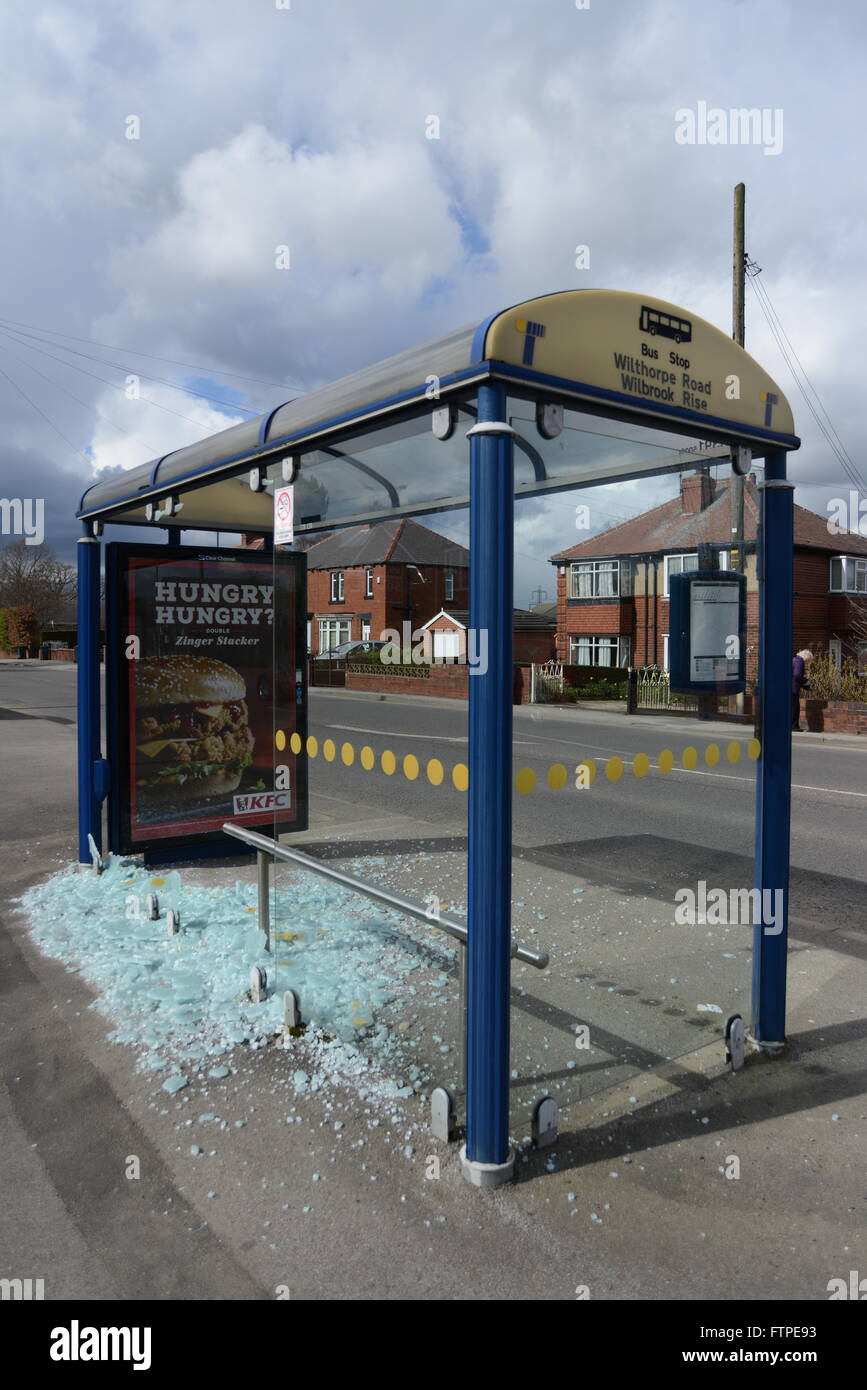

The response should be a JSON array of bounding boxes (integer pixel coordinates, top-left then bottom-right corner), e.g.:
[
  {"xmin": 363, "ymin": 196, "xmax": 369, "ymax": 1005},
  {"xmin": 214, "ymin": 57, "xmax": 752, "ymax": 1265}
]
[{"xmin": 751, "ymin": 452, "xmax": 794, "ymax": 1048}]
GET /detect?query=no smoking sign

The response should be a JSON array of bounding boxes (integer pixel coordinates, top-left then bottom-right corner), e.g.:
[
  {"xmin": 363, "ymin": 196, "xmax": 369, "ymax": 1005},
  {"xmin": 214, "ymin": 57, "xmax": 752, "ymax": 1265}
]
[{"xmin": 273, "ymin": 484, "xmax": 294, "ymax": 545}]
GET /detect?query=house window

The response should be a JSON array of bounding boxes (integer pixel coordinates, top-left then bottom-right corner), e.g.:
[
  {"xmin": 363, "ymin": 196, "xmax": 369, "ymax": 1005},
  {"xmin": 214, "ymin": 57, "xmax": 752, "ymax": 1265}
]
[
  {"xmin": 829, "ymin": 638, "xmax": 842, "ymax": 669},
  {"xmin": 361, "ymin": 619, "xmax": 371, "ymax": 641},
  {"xmin": 663, "ymin": 550, "xmax": 728, "ymax": 596},
  {"xmin": 830, "ymin": 555, "xmax": 867, "ymax": 593},
  {"xmin": 330, "ymin": 570, "xmax": 345, "ymax": 602},
  {"xmin": 319, "ymin": 618, "xmax": 351, "ymax": 653},
  {"xmin": 569, "ymin": 560, "xmax": 620, "ymax": 599},
  {"xmin": 432, "ymin": 629, "xmax": 461, "ymax": 661},
  {"xmin": 662, "ymin": 634, "xmax": 669, "ymax": 671},
  {"xmin": 364, "ymin": 567, "xmax": 374, "ymax": 599},
  {"xmin": 569, "ymin": 635, "xmax": 630, "ymax": 667},
  {"xmin": 444, "ymin": 569, "xmax": 455, "ymax": 603}
]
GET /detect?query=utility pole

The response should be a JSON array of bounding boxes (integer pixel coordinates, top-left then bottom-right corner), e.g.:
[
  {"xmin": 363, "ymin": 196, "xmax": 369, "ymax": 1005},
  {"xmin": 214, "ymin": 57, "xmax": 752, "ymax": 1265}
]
[
  {"xmin": 731, "ymin": 182, "xmax": 746, "ymax": 572},
  {"xmin": 732, "ymin": 183, "xmax": 747, "ymax": 720}
]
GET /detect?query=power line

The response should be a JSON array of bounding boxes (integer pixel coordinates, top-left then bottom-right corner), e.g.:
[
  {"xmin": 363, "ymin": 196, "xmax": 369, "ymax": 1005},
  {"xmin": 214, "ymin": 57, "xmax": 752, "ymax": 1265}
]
[
  {"xmin": 0, "ymin": 334, "xmax": 167, "ymax": 456},
  {"xmin": 0, "ymin": 321, "xmax": 264, "ymax": 417},
  {"xmin": 0, "ymin": 358, "xmax": 92, "ymax": 465},
  {"xmin": 745, "ymin": 263, "xmax": 866, "ymax": 495},
  {"xmin": 0, "ymin": 313, "xmax": 299, "ymax": 392},
  {"xmin": 0, "ymin": 325, "xmax": 245, "ymax": 432}
]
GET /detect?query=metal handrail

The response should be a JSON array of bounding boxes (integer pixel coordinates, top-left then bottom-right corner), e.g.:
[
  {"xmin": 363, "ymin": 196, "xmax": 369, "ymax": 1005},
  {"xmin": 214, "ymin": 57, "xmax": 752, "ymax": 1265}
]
[{"xmin": 222, "ymin": 821, "xmax": 549, "ymax": 969}]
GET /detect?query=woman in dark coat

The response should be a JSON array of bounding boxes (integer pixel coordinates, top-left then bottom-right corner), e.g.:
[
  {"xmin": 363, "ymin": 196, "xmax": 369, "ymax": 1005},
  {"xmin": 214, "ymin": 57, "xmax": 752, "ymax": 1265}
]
[{"xmin": 792, "ymin": 649, "xmax": 813, "ymax": 731}]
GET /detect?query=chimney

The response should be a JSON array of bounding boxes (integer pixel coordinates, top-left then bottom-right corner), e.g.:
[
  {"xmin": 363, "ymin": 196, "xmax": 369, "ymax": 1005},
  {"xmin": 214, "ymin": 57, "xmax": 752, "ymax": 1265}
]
[{"xmin": 680, "ymin": 469, "xmax": 714, "ymax": 514}]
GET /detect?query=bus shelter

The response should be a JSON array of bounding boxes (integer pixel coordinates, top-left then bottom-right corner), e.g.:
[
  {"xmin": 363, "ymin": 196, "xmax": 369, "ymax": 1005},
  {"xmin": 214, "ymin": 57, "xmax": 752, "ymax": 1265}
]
[{"xmin": 76, "ymin": 289, "xmax": 798, "ymax": 1186}]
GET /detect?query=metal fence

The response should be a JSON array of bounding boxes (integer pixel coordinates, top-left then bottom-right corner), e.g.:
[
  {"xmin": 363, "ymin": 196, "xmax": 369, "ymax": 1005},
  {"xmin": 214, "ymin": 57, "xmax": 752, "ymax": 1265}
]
[{"xmin": 629, "ymin": 665, "xmax": 699, "ymax": 715}]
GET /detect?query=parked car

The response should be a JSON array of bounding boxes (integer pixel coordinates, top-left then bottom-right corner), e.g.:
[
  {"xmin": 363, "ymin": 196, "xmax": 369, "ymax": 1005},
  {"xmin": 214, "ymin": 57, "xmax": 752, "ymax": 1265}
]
[{"xmin": 314, "ymin": 640, "xmax": 386, "ymax": 661}]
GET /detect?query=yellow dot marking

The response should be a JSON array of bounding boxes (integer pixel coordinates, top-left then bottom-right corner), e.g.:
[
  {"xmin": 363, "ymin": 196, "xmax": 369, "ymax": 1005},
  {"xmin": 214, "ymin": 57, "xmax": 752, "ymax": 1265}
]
[
  {"xmin": 289, "ymin": 732, "xmax": 302, "ymax": 754},
  {"xmin": 516, "ymin": 767, "xmax": 536, "ymax": 795},
  {"xmin": 352, "ymin": 1016, "xmax": 369, "ymax": 1027},
  {"xmin": 275, "ymin": 730, "xmax": 286, "ymax": 752},
  {"xmin": 381, "ymin": 750, "xmax": 396, "ymax": 776},
  {"xmin": 576, "ymin": 759, "xmax": 596, "ymax": 785},
  {"xmin": 547, "ymin": 763, "xmax": 568, "ymax": 790},
  {"xmin": 244, "ymin": 906, "xmax": 256, "ymax": 913},
  {"xmin": 360, "ymin": 745, "xmax": 375, "ymax": 770},
  {"xmin": 705, "ymin": 743, "xmax": 720, "ymax": 767},
  {"xmin": 306, "ymin": 735, "xmax": 319, "ymax": 758},
  {"xmin": 606, "ymin": 756, "xmax": 624, "ymax": 782},
  {"xmin": 323, "ymin": 739, "xmax": 336, "ymax": 762},
  {"xmin": 748, "ymin": 738, "xmax": 761, "ymax": 760},
  {"xmin": 726, "ymin": 741, "xmax": 741, "ymax": 763},
  {"xmin": 427, "ymin": 758, "xmax": 444, "ymax": 786},
  {"xmin": 658, "ymin": 749, "xmax": 674, "ymax": 773},
  {"xmin": 632, "ymin": 752, "xmax": 650, "ymax": 778},
  {"xmin": 516, "ymin": 317, "xmax": 527, "ymax": 332},
  {"xmin": 682, "ymin": 746, "xmax": 698, "ymax": 770},
  {"xmin": 403, "ymin": 754, "xmax": 419, "ymax": 781},
  {"xmin": 150, "ymin": 877, "xmax": 165, "ymax": 887},
  {"xmin": 341, "ymin": 742, "xmax": 355, "ymax": 766},
  {"xmin": 452, "ymin": 763, "xmax": 469, "ymax": 791}
]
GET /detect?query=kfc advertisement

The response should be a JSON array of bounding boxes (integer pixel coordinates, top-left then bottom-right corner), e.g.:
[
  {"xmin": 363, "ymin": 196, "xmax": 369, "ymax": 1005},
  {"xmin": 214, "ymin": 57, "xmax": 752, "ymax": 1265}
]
[{"xmin": 106, "ymin": 543, "xmax": 307, "ymax": 855}]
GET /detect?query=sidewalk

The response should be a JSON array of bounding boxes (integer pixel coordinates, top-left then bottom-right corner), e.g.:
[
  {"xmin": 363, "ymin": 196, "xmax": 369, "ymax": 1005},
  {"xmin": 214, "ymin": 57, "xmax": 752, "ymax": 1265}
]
[{"xmin": 6, "ymin": 762, "xmax": 866, "ymax": 1299}]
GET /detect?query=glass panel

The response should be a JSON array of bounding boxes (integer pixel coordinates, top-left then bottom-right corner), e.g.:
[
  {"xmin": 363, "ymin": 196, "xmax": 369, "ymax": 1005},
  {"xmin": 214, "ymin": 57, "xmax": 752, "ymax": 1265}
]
[{"xmin": 260, "ymin": 395, "xmax": 730, "ymax": 536}]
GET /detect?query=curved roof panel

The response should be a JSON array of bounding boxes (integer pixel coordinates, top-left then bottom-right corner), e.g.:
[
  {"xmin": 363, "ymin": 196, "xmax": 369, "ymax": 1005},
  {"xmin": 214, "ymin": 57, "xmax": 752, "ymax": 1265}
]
[{"xmin": 78, "ymin": 290, "xmax": 796, "ymax": 524}]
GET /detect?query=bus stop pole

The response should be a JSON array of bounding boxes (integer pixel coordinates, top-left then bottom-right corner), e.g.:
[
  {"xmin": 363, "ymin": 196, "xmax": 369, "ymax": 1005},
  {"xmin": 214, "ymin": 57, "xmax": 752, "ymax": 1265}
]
[
  {"xmin": 461, "ymin": 382, "xmax": 516, "ymax": 1187},
  {"xmin": 77, "ymin": 526, "xmax": 102, "ymax": 863},
  {"xmin": 751, "ymin": 450, "xmax": 794, "ymax": 1047}
]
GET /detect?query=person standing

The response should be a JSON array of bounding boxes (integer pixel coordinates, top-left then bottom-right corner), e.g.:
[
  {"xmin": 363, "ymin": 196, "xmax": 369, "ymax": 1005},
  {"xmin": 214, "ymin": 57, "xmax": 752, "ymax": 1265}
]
[{"xmin": 792, "ymin": 648, "xmax": 813, "ymax": 731}]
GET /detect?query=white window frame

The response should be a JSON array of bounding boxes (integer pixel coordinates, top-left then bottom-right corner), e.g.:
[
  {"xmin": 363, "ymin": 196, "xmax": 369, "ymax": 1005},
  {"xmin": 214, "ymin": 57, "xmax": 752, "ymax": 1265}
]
[
  {"xmin": 361, "ymin": 620, "xmax": 371, "ymax": 641},
  {"xmin": 569, "ymin": 560, "xmax": 620, "ymax": 599},
  {"xmin": 319, "ymin": 618, "xmax": 351, "ymax": 653},
  {"xmin": 663, "ymin": 550, "xmax": 728, "ymax": 597},
  {"xmin": 662, "ymin": 634, "xmax": 669, "ymax": 671},
  {"xmin": 830, "ymin": 555, "xmax": 867, "ymax": 594},
  {"xmin": 330, "ymin": 570, "xmax": 345, "ymax": 602},
  {"xmin": 432, "ymin": 629, "xmax": 461, "ymax": 661},
  {"xmin": 444, "ymin": 569, "xmax": 455, "ymax": 603},
  {"xmin": 364, "ymin": 567, "xmax": 374, "ymax": 599},
  {"xmin": 829, "ymin": 637, "xmax": 842, "ymax": 669},
  {"xmin": 568, "ymin": 634, "xmax": 630, "ymax": 667}
]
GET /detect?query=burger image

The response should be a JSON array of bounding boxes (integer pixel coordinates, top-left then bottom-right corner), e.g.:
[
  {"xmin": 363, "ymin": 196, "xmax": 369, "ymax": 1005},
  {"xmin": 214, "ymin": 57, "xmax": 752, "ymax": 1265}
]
[{"xmin": 134, "ymin": 656, "xmax": 255, "ymax": 802}]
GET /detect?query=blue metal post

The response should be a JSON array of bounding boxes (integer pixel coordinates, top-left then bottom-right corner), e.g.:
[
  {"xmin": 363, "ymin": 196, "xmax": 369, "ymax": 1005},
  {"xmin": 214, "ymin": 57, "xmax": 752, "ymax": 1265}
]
[
  {"xmin": 461, "ymin": 381, "xmax": 516, "ymax": 1186},
  {"xmin": 77, "ymin": 529, "xmax": 102, "ymax": 862},
  {"xmin": 751, "ymin": 451, "xmax": 794, "ymax": 1046}
]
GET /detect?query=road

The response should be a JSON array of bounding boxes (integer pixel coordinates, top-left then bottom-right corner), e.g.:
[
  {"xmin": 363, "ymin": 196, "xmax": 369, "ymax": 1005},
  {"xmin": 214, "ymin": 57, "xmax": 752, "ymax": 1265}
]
[{"xmin": 1, "ymin": 662, "xmax": 866, "ymax": 1302}]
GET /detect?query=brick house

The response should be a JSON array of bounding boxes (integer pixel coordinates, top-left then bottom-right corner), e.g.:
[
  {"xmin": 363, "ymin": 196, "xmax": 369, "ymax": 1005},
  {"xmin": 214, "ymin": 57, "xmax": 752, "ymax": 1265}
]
[
  {"xmin": 303, "ymin": 519, "xmax": 469, "ymax": 655},
  {"xmin": 550, "ymin": 470, "xmax": 867, "ymax": 676},
  {"xmin": 417, "ymin": 607, "xmax": 556, "ymax": 664}
]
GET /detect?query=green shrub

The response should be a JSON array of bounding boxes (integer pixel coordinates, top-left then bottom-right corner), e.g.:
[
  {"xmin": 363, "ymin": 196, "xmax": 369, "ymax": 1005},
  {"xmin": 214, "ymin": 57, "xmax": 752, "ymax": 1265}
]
[{"xmin": 806, "ymin": 652, "xmax": 867, "ymax": 702}]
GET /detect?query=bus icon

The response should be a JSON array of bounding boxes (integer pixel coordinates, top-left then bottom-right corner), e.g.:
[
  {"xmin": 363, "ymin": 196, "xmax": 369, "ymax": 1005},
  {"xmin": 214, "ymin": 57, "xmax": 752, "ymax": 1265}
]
[{"xmin": 639, "ymin": 306, "xmax": 692, "ymax": 344}]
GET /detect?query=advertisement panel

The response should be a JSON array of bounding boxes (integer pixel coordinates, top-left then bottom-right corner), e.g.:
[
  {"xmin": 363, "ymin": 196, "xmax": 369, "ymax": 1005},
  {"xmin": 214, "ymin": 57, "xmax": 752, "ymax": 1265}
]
[{"xmin": 106, "ymin": 542, "xmax": 307, "ymax": 856}]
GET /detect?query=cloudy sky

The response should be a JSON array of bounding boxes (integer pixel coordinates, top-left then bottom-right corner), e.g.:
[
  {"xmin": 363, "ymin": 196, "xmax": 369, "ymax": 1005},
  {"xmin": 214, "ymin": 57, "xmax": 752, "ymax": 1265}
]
[{"xmin": 0, "ymin": 0, "xmax": 864, "ymax": 602}]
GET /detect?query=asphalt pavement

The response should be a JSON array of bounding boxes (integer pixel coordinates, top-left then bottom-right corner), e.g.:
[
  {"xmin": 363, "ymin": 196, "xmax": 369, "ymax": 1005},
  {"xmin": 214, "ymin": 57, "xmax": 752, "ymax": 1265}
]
[{"xmin": 1, "ymin": 662, "xmax": 865, "ymax": 1301}]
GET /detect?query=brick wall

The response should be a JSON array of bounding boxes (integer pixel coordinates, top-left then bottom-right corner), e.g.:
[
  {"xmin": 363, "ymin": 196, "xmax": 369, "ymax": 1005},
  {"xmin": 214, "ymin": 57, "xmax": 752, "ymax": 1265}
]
[
  {"xmin": 802, "ymin": 698, "xmax": 867, "ymax": 734},
  {"xmin": 346, "ymin": 665, "xmax": 470, "ymax": 699},
  {"xmin": 514, "ymin": 630, "xmax": 557, "ymax": 663}
]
